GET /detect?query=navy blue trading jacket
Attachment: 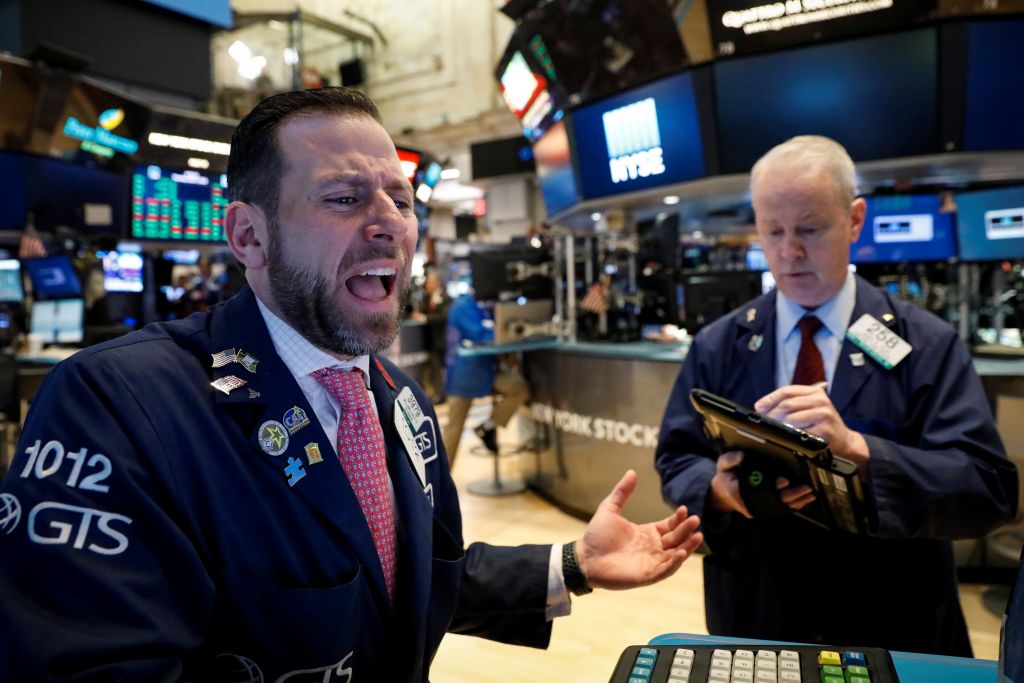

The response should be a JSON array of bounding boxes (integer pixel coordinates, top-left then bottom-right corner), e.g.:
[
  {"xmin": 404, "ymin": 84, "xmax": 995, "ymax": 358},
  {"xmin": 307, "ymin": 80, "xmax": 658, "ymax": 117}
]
[
  {"xmin": 0, "ymin": 286, "xmax": 551, "ymax": 681},
  {"xmin": 656, "ymin": 275, "xmax": 1017, "ymax": 656}
]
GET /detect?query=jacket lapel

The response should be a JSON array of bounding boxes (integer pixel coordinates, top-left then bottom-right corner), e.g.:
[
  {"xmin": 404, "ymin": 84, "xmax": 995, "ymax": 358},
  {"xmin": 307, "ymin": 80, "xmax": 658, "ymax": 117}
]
[
  {"xmin": 731, "ymin": 292, "xmax": 778, "ymax": 402},
  {"xmin": 208, "ymin": 287, "xmax": 389, "ymax": 604},
  {"xmin": 830, "ymin": 276, "xmax": 889, "ymax": 414},
  {"xmin": 369, "ymin": 359, "xmax": 434, "ymax": 669}
]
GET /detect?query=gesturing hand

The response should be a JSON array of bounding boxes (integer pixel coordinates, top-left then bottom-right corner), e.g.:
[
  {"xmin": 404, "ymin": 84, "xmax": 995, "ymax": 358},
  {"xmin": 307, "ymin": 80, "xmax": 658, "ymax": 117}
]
[{"xmin": 576, "ymin": 470, "xmax": 703, "ymax": 591}]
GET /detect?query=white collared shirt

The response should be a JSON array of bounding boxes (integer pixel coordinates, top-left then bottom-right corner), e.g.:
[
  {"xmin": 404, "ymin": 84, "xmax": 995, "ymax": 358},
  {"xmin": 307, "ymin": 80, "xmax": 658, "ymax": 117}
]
[
  {"xmin": 256, "ymin": 297, "xmax": 374, "ymax": 449},
  {"xmin": 254, "ymin": 295, "xmax": 571, "ymax": 618},
  {"xmin": 774, "ymin": 271, "xmax": 857, "ymax": 391}
]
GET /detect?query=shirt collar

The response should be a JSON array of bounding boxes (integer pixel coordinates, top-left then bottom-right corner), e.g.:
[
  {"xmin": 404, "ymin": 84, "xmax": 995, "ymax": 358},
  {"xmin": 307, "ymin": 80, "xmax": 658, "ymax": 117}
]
[
  {"xmin": 255, "ymin": 296, "xmax": 370, "ymax": 387},
  {"xmin": 776, "ymin": 270, "xmax": 857, "ymax": 340}
]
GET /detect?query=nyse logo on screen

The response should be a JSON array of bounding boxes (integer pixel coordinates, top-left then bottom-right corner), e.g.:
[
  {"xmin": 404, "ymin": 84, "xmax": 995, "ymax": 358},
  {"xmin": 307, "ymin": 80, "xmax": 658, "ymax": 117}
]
[{"xmin": 602, "ymin": 98, "xmax": 666, "ymax": 184}]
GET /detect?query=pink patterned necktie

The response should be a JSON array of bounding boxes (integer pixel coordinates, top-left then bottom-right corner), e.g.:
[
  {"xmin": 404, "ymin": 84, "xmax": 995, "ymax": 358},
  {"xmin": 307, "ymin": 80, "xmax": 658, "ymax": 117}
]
[{"xmin": 313, "ymin": 367, "xmax": 397, "ymax": 602}]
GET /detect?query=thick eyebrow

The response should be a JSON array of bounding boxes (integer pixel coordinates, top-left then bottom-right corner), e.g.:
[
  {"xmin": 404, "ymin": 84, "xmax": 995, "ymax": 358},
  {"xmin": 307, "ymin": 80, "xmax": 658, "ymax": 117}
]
[
  {"xmin": 312, "ymin": 172, "xmax": 365, "ymax": 193},
  {"xmin": 312, "ymin": 171, "xmax": 413, "ymax": 197}
]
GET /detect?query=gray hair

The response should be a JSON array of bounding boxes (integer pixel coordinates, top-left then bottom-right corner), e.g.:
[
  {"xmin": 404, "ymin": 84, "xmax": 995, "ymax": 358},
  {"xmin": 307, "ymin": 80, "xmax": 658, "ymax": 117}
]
[{"xmin": 750, "ymin": 135, "xmax": 857, "ymax": 205}]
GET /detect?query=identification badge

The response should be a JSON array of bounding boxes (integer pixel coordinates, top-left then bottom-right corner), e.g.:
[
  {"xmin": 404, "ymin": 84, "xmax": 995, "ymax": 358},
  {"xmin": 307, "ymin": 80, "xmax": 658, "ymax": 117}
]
[
  {"xmin": 394, "ymin": 387, "xmax": 427, "ymax": 488},
  {"xmin": 845, "ymin": 314, "xmax": 912, "ymax": 370}
]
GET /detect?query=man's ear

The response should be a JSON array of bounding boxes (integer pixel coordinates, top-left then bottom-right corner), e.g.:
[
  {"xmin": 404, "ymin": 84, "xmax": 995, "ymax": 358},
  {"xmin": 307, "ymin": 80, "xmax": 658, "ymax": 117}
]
[
  {"xmin": 849, "ymin": 197, "xmax": 867, "ymax": 244},
  {"xmin": 225, "ymin": 201, "xmax": 268, "ymax": 270}
]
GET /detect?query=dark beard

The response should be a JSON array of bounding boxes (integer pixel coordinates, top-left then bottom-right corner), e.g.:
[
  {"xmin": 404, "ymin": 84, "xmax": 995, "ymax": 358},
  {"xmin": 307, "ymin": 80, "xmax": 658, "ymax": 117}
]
[{"xmin": 265, "ymin": 219, "xmax": 409, "ymax": 357}]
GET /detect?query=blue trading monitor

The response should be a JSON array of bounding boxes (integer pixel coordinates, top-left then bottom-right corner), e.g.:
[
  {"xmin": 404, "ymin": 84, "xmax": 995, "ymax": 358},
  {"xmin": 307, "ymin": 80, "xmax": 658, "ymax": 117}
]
[
  {"xmin": 30, "ymin": 298, "xmax": 84, "ymax": 345},
  {"xmin": 0, "ymin": 260, "xmax": 24, "ymax": 303},
  {"xmin": 963, "ymin": 20, "xmax": 1024, "ymax": 152},
  {"xmin": 714, "ymin": 27, "xmax": 938, "ymax": 173},
  {"xmin": 955, "ymin": 186, "xmax": 1024, "ymax": 262},
  {"xmin": 570, "ymin": 69, "xmax": 705, "ymax": 200},
  {"xmin": 23, "ymin": 255, "xmax": 83, "ymax": 300},
  {"xmin": 97, "ymin": 250, "xmax": 145, "ymax": 293},
  {"xmin": 850, "ymin": 194, "xmax": 957, "ymax": 264}
]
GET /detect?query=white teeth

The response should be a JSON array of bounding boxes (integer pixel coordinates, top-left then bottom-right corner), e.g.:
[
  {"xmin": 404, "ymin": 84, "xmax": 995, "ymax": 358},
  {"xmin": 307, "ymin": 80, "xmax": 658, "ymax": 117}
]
[{"xmin": 359, "ymin": 268, "xmax": 396, "ymax": 277}]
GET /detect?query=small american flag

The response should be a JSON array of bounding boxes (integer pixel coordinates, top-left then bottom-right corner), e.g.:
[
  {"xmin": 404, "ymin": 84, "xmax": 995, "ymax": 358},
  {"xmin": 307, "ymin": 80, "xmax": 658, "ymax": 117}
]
[
  {"xmin": 210, "ymin": 375, "xmax": 247, "ymax": 395},
  {"xmin": 211, "ymin": 348, "xmax": 237, "ymax": 368},
  {"xmin": 18, "ymin": 231, "xmax": 45, "ymax": 259},
  {"xmin": 580, "ymin": 282, "xmax": 608, "ymax": 315}
]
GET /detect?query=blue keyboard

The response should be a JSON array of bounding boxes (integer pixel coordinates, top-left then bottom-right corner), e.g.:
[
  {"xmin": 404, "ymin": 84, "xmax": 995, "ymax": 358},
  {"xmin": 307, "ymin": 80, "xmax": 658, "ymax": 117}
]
[{"xmin": 609, "ymin": 644, "xmax": 899, "ymax": 683}]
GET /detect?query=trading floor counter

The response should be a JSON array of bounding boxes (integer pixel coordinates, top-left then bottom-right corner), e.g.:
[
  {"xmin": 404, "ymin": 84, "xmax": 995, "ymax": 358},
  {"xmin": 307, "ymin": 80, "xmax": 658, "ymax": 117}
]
[
  {"xmin": 462, "ymin": 339, "xmax": 681, "ymax": 522},
  {"xmin": 456, "ymin": 340, "xmax": 1024, "ymax": 523}
]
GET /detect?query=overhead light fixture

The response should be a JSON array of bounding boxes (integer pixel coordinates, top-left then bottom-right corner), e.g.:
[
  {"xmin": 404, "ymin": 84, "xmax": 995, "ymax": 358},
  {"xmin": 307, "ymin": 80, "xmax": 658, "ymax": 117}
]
[
  {"xmin": 238, "ymin": 55, "xmax": 268, "ymax": 80},
  {"xmin": 228, "ymin": 40, "xmax": 251, "ymax": 63},
  {"xmin": 591, "ymin": 212, "xmax": 602, "ymax": 222},
  {"xmin": 187, "ymin": 157, "xmax": 210, "ymax": 169},
  {"xmin": 283, "ymin": 47, "xmax": 299, "ymax": 65},
  {"xmin": 440, "ymin": 168, "xmax": 460, "ymax": 180},
  {"xmin": 662, "ymin": 195, "xmax": 680, "ymax": 205},
  {"xmin": 415, "ymin": 184, "xmax": 433, "ymax": 203}
]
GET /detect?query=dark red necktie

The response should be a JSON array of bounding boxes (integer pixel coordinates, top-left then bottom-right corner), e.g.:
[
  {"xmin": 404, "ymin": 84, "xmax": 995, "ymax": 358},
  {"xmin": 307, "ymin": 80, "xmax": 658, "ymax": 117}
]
[
  {"xmin": 791, "ymin": 315, "xmax": 826, "ymax": 386},
  {"xmin": 313, "ymin": 367, "xmax": 397, "ymax": 602}
]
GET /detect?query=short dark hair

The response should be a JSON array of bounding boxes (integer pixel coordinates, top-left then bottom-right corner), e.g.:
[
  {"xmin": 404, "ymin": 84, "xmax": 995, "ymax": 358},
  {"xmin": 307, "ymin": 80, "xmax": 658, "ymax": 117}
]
[{"xmin": 227, "ymin": 87, "xmax": 383, "ymax": 219}]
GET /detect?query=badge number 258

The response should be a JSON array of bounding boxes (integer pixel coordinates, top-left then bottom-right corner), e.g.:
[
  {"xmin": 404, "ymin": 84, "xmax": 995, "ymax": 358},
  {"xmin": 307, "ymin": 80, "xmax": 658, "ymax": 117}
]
[{"xmin": 846, "ymin": 314, "xmax": 912, "ymax": 370}]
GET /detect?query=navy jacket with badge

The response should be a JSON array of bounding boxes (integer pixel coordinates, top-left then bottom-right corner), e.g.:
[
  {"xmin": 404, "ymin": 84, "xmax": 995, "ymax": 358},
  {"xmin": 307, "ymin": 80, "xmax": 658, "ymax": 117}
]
[
  {"xmin": 655, "ymin": 275, "xmax": 1017, "ymax": 656},
  {"xmin": 0, "ymin": 287, "xmax": 551, "ymax": 681}
]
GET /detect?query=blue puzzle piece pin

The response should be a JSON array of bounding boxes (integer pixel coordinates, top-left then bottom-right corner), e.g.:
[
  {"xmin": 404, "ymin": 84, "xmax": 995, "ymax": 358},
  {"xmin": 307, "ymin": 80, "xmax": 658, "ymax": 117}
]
[{"xmin": 284, "ymin": 457, "xmax": 306, "ymax": 487}]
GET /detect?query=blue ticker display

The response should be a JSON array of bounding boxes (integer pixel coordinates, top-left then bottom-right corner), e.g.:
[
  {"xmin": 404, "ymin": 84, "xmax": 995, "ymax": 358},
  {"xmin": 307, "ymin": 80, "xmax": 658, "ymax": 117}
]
[
  {"xmin": 850, "ymin": 194, "xmax": 956, "ymax": 264},
  {"xmin": 956, "ymin": 186, "xmax": 1024, "ymax": 262}
]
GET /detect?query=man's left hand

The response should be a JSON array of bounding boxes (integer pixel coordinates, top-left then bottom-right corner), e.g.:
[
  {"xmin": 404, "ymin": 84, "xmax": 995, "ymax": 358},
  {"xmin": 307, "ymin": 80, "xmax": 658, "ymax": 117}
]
[
  {"xmin": 576, "ymin": 470, "xmax": 703, "ymax": 591},
  {"xmin": 754, "ymin": 383, "xmax": 870, "ymax": 475}
]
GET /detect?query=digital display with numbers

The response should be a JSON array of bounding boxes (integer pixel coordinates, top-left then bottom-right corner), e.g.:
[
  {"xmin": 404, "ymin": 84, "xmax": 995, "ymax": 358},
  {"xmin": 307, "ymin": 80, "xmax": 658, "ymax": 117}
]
[{"xmin": 131, "ymin": 165, "xmax": 227, "ymax": 242}]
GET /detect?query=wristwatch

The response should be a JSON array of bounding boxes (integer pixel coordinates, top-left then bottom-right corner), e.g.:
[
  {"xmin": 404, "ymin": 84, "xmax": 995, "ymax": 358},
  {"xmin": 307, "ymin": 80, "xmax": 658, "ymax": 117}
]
[{"xmin": 562, "ymin": 541, "xmax": 593, "ymax": 596}]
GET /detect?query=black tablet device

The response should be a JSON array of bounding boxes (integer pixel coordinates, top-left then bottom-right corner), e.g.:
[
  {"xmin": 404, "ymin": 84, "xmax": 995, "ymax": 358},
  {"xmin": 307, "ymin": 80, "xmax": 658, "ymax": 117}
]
[{"xmin": 689, "ymin": 388, "xmax": 873, "ymax": 535}]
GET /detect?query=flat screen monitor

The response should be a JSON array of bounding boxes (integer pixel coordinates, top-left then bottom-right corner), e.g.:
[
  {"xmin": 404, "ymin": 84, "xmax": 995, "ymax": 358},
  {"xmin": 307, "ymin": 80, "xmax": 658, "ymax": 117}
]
[
  {"xmin": 533, "ymin": 119, "xmax": 578, "ymax": 217},
  {"xmin": 131, "ymin": 165, "xmax": 227, "ymax": 242},
  {"xmin": 30, "ymin": 298, "xmax": 84, "ymax": 345},
  {"xmin": 714, "ymin": 27, "xmax": 939, "ymax": 173},
  {"xmin": 97, "ymin": 250, "xmax": 145, "ymax": 293},
  {"xmin": 23, "ymin": 255, "xmax": 83, "ymax": 300},
  {"xmin": 963, "ymin": 20, "xmax": 1024, "ymax": 152},
  {"xmin": 955, "ymin": 185, "xmax": 1024, "ymax": 261},
  {"xmin": 681, "ymin": 270, "xmax": 763, "ymax": 333},
  {"xmin": 851, "ymin": 194, "xmax": 957, "ymax": 264},
  {"xmin": 470, "ymin": 247, "xmax": 553, "ymax": 301},
  {"xmin": 571, "ymin": 69, "xmax": 706, "ymax": 200},
  {"xmin": 0, "ymin": 260, "xmax": 24, "ymax": 303}
]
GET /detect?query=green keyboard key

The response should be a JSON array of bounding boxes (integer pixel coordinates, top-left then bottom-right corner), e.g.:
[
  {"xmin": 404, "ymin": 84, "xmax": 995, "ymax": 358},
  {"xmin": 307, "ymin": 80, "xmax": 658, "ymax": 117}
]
[
  {"xmin": 845, "ymin": 665, "xmax": 869, "ymax": 681},
  {"xmin": 822, "ymin": 676, "xmax": 845, "ymax": 683},
  {"xmin": 821, "ymin": 665, "xmax": 844, "ymax": 678}
]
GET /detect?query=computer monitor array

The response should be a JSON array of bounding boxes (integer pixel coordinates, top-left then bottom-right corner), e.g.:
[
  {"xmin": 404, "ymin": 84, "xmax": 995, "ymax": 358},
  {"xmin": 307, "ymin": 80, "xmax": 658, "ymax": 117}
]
[{"xmin": 30, "ymin": 298, "xmax": 84, "ymax": 345}]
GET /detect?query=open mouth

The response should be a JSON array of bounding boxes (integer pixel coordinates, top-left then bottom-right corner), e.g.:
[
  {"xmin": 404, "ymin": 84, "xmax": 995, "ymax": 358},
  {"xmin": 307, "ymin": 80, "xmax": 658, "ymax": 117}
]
[{"xmin": 345, "ymin": 267, "xmax": 398, "ymax": 302}]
